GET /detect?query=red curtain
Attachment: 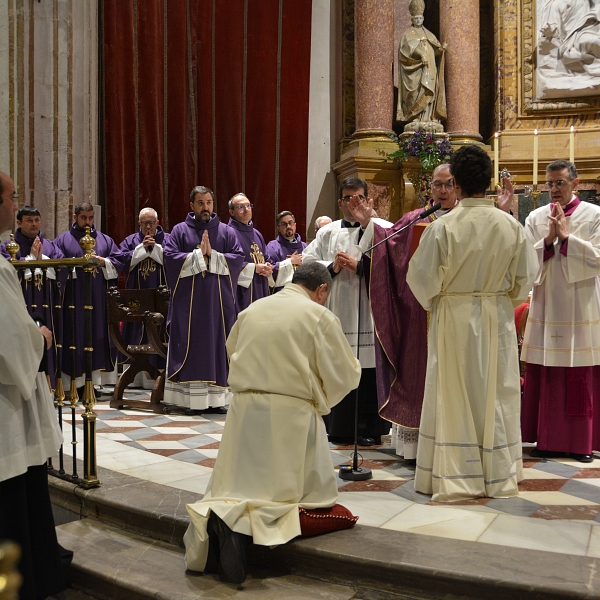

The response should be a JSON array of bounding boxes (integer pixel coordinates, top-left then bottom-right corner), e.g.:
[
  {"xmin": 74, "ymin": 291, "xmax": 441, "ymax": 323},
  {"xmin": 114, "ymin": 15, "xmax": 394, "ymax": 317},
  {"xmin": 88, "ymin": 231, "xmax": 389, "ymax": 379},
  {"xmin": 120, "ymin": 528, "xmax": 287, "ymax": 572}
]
[{"xmin": 102, "ymin": 0, "xmax": 312, "ymax": 244}]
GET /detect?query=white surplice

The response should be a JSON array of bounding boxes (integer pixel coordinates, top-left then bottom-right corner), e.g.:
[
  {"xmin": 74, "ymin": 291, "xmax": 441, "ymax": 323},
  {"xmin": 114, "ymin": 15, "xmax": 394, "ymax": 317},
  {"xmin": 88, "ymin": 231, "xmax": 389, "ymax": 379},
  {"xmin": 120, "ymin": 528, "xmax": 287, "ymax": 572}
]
[
  {"xmin": 522, "ymin": 200, "xmax": 600, "ymax": 367},
  {"xmin": 0, "ymin": 258, "xmax": 63, "ymax": 482},
  {"xmin": 184, "ymin": 284, "xmax": 361, "ymax": 571},
  {"xmin": 406, "ymin": 198, "xmax": 537, "ymax": 502},
  {"xmin": 303, "ymin": 218, "xmax": 391, "ymax": 367}
]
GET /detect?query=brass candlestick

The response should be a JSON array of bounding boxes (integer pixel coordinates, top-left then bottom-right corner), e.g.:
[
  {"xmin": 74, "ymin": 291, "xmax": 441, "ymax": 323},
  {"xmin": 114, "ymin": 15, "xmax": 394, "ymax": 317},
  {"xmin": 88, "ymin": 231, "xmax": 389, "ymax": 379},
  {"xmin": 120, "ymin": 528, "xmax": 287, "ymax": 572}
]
[
  {"xmin": 531, "ymin": 186, "xmax": 543, "ymax": 210},
  {"xmin": 5, "ymin": 234, "xmax": 19, "ymax": 261}
]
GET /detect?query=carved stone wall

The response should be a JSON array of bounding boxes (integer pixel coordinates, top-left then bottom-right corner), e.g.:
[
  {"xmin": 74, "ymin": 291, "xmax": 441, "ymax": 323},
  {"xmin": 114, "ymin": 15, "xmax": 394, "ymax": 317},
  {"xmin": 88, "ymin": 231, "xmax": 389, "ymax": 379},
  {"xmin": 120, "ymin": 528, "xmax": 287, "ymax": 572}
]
[{"xmin": 494, "ymin": 0, "xmax": 599, "ymax": 189}]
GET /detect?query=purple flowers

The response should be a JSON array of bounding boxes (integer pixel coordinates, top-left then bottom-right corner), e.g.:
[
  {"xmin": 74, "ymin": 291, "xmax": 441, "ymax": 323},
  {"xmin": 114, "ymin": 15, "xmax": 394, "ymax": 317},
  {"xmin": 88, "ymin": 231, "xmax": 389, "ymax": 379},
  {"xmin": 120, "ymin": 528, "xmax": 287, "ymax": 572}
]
[{"xmin": 387, "ymin": 130, "xmax": 453, "ymax": 170}]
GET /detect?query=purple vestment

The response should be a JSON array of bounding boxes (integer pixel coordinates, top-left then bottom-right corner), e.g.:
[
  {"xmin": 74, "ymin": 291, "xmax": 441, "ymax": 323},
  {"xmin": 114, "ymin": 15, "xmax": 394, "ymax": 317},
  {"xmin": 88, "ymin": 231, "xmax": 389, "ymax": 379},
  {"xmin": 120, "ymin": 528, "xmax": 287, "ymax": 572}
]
[
  {"xmin": 53, "ymin": 224, "xmax": 126, "ymax": 379},
  {"xmin": 369, "ymin": 210, "xmax": 431, "ymax": 428},
  {"xmin": 1, "ymin": 230, "xmax": 65, "ymax": 385},
  {"xmin": 119, "ymin": 227, "xmax": 170, "ymax": 368},
  {"xmin": 265, "ymin": 233, "xmax": 307, "ymax": 293},
  {"xmin": 227, "ymin": 218, "xmax": 269, "ymax": 311},
  {"xmin": 164, "ymin": 213, "xmax": 244, "ymax": 387}
]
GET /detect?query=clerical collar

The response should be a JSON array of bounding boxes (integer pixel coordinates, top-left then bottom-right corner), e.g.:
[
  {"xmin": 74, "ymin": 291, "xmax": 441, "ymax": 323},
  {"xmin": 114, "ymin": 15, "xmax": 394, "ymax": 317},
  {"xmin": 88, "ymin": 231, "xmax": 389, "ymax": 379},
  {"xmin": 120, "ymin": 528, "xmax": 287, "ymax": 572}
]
[
  {"xmin": 186, "ymin": 212, "xmax": 219, "ymax": 230},
  {"xmin": 278, "ymin": 233, "xmax": 303, "ymax": 246},
  {"xmin": 341, "ymin": 219, "xmax": 359, "ymax": 228},
  {"xmin": 429, "ymin": 199, "xmax": 458, "ymax": 221},
  {"xmin": 228, "ymin": 217, "xmax": 254, "ymax": 232}
]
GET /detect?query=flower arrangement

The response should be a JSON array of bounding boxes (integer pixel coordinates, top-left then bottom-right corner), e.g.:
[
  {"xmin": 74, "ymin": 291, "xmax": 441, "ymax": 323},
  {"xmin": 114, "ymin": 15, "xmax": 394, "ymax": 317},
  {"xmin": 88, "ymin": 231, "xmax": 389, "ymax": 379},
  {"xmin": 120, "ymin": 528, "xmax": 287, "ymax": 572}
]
[{"xmin": 386, "ymin": 130, "xmax": 453, "ymax": 171}]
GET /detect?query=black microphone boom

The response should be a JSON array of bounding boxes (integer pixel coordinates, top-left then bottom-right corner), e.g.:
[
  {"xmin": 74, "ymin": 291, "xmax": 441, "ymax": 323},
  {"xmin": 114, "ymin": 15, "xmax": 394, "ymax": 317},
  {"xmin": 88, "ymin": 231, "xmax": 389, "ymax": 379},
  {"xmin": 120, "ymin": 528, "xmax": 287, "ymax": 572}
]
[
  {"xmin": 418, "ymin": 202, "xmax": 442, "ymax": 220},
  {"xmin": 365, "ymin": 202, "xmax": 441, "ymax": 253}
]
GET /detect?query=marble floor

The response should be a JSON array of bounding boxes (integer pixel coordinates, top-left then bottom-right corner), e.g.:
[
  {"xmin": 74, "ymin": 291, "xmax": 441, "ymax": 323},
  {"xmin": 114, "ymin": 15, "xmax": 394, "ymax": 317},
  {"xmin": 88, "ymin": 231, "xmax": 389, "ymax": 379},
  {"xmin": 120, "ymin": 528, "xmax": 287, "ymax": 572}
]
[{"xmin": 58, "ymin": 387, "xmax": 600, "ymax": 560}]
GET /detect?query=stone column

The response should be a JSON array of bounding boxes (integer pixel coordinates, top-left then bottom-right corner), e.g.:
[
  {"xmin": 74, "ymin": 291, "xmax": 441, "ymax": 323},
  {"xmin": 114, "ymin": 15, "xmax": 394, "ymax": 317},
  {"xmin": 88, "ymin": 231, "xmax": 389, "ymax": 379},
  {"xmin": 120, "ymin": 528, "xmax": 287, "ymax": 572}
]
[
  {"xmin": 439, "ymin": 0, "xmax": 482, "ymax": 144},
  {"xmin": 354, "ymin": 0, "xmax": 394, "ymax": 136}
]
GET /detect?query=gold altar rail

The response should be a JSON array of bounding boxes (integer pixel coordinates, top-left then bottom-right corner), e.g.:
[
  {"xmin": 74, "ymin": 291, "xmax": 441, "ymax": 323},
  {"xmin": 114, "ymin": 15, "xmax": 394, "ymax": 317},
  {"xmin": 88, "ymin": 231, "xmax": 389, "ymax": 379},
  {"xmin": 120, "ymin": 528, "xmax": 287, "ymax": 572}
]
[{"xmin": 6, "ymin": 227, "xmax": 101, "ymax": 489}]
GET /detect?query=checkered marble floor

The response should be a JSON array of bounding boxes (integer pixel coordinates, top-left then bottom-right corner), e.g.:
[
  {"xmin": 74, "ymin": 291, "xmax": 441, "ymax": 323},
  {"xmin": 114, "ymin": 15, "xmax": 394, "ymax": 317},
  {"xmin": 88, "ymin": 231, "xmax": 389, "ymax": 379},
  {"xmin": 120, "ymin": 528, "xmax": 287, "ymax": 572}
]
[{"xmin": 58, "ymin": 387, "xmax": 600, "ymax": 559}]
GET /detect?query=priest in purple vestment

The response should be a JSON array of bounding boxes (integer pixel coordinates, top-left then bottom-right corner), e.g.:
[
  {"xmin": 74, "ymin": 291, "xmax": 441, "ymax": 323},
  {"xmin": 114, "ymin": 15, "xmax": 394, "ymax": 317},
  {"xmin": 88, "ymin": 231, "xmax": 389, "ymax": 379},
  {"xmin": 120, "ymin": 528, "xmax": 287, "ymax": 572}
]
[
  {"xmin": 163, "ymin": 186, "xmax": 245, "ymax": 412},
  {"xmin": 119, "ymin": 207, "xmax": 170, "ymax": 376},
  {"xmin": 227, "ymin": 193, "xmax": 271, "ymax": 311},
  {"xmin": 0, "ymin": 205, "xmax": 64, "ymax": 387},
  {"xmin": 266, "ymin": 210, "xmax": 307, "ymax": 293},
  {"xmin": 522, "ymin": 160, "xmax": 600, "ymax": 463},
  {"xmin": 53, "ymin": 202, "xmax": 126, "ymax": 389},
  {"xmin": 368, "ymin": 164, "xmax": 458, "ymax": 461}
]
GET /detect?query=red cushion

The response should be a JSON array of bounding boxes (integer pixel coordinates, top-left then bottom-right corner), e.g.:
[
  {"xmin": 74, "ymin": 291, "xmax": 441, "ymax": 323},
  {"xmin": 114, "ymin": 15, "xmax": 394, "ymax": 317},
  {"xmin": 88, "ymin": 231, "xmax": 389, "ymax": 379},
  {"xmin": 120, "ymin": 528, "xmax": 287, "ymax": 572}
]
[
  {"xmin": 299, "ymin": 504, "xmax": 359, "ymax": 537},
  {"xmin": 514, "ymin": 301, "xmax": 530, "ymax": 331}
]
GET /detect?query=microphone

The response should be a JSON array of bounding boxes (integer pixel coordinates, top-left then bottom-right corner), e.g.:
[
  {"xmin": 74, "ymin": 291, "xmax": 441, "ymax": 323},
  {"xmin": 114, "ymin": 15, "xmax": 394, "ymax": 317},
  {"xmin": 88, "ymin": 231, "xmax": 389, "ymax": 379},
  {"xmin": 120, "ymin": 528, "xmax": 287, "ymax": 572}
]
[{"xmin": 418, "ymin": 202, "xmax": 442, "ymax": 220}]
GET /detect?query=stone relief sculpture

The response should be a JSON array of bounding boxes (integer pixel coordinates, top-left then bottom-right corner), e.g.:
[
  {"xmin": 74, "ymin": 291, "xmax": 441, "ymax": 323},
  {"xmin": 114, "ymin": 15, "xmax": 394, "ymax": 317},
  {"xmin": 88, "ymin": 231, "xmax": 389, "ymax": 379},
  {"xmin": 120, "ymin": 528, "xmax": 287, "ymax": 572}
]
[
  {"xmin": 537, "ymin": 0, "xmax": 600, "ymax": 99},
  {"xmin": 396, "ymin": 0, "xmax": 447, "ymax": 132}
]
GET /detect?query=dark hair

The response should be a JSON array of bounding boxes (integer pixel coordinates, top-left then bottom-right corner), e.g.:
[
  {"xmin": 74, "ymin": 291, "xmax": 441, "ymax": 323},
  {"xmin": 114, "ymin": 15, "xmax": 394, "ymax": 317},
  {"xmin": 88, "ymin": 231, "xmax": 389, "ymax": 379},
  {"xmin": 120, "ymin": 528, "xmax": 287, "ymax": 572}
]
[
  {"xmin": 449, "ymin": 145, "xmax": 493, "ymax": 197},
  {"xmin": 339, "ymin": 177, "xmax": 368, "ymax": 199},
  {"xmin": 276, "ymin": 210, "xmax": 294, "ymax": 225},
  {"xmin": 17, "ymin": 205, "xmax": 40, "ymax": 221},
  {"xmin": 190, "ymin": 186, "xmax": 215, "ymax": 203},
  {"xmin": 74, "ymin": 202, "xmax": 94, "ymax": 215},
  {"xmin": 292, "ymin": 262, "xmax": 332, "ymax": 292},
  {"xmin": 547, "ymin": 159, "xmax": 578, "ymax": 180}
]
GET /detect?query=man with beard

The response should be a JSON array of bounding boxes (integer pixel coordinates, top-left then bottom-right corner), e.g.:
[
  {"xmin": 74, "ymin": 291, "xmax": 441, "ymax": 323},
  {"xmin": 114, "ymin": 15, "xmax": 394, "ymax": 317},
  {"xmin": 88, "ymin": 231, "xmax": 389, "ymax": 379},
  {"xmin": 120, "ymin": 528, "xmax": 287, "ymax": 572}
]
[
  {"xmin": 119, "ymin": 208, "xmax": 170, "ymax": 381},
  {"xmin": 227, "ymin": 193, "xmax": 271, "ymax": 311},
  {"xmin": 0, "ymin": 206, "xmax": 64, "ymax": 387},
  {"xmin": 266, "ymin": 210, "xmax": 307, "ymax": 293},
  {"xmin": 53, "ymin": 202, "xmax": 125, "ymax": 390},
  {"xmin": 163, "ymin": 186, "xmax": 244, "ymax": 412}
]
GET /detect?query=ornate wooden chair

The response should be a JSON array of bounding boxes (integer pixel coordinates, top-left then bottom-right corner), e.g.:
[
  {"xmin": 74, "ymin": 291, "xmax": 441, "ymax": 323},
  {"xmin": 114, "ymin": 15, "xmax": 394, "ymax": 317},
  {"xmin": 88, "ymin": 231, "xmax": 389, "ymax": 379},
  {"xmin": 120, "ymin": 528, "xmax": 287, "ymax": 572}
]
[{"xmin": 107, "ymin": 285, "xmax": 170, "ymax": 413}]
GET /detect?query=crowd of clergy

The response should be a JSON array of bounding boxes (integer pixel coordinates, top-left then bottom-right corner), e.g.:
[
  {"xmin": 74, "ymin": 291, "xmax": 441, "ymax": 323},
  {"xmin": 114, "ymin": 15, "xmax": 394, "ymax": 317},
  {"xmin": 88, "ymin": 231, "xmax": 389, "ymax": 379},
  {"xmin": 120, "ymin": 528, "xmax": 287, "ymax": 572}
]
[{"xmin": 2, "ymin": 142, "xmax": 600, "ymax": 585}]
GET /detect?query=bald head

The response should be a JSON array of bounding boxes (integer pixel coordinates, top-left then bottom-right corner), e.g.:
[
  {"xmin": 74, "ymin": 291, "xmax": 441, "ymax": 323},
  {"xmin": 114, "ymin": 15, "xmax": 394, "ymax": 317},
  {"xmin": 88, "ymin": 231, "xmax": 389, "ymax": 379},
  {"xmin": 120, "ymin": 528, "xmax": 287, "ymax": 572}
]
[{"xmin": 0, "ymin": 172, "xmax": 17, "ymax": 234}]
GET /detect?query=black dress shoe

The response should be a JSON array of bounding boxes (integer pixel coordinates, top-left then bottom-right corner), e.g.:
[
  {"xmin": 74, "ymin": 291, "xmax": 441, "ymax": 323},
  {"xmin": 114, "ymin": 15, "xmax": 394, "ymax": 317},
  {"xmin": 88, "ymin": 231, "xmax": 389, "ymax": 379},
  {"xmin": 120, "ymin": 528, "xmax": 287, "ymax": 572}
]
[
  {"xmin": 404, "ymin": 458, "xmax": 416, "ymax": 467},
  {"xmin": 530, "ymin": 448, "xmax": 567, "ymax": 459},
  {"xmin": 357, "ymin": 436, "xmax": 379, "ymax": 446},
  {"xmin": 213, "ymin": 513, "xmax": 248, "ymax": 584},
  {"xmin": 202, "ymin": 406, "xmax": 228, "ymax": 415},
  {"xmin": 204, "ymin": 513, "xmax": 220, "ymax": 574},
  {"xmin": 569, "ymin": 453, "xmax": 595, "ymax": 463}
]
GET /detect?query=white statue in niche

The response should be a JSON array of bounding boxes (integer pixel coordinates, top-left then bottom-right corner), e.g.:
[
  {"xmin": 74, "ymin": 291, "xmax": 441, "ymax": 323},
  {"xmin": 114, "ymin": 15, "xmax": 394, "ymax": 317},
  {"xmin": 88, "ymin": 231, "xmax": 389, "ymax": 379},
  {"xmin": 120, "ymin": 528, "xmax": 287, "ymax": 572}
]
[{"xmin": 536, "ymin": 0, "xmax": 600, "ymax": 99}]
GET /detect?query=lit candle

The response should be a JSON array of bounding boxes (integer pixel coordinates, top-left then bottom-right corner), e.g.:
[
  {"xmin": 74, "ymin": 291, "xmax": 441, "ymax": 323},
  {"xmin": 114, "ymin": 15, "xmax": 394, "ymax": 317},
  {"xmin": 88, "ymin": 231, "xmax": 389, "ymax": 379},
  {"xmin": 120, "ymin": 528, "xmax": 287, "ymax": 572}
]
[
  {"xmin": 494, "ymin": 132, "xmax": 499, "ymax": 186},
  {"xmin": 533, "ymin": 129, "xmax": 538, "ymax": 186},
  {"xmin": 570, "ymin": 125, "xmax": 575, "ymax": 164}
]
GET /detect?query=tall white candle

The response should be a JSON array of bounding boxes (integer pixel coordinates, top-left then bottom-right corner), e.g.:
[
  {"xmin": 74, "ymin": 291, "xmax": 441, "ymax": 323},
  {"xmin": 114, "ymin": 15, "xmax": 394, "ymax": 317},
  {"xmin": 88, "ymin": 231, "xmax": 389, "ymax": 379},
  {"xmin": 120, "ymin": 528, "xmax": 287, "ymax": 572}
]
[
  {"xmin": 570, "ymin": 125, "xmax": 575, "ymax": 164},
  {"xmin": 533, "ymin": 129, "xmax": 538, "ymax": 186},
  {"xmin": 494, "ymin": 132, "xmax": 499, "ymax": 185}
]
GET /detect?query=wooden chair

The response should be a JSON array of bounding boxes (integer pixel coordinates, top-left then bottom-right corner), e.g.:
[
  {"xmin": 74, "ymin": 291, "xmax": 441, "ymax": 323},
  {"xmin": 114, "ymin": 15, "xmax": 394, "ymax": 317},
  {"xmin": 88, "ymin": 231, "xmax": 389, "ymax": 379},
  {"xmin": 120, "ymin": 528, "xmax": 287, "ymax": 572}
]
[{"xmin": 107, "ymin": 286, "xmax": 170, "ymax": 413}]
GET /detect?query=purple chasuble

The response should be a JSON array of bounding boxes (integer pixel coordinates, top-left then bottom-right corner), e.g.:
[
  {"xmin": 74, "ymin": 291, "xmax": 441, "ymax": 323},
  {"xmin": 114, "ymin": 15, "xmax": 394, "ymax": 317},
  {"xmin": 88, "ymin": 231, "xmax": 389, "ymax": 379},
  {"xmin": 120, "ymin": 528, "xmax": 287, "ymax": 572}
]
[
  {"xmin": 369, "ymin": 209, "xmax": 431, "ymax": 428},
  {"xmin": 1, "ymin": 230, "xmax": 65, "ymax": 386},
  {"xmin": 265, "ymin": 233, "xmax": 307, "ymax": 293},
  {"xmin": 227, "ymin": 218, "xmax": 270, "ymax": 311},
  {"xmin": 53, "ymin": 224, "xmax": 126, "ymax": 379},
  {"xmin": 119, "ymin": 226, "xmax": 170, "ymax": 368},
  {"xmin": 164, "ymin": 213, "xmax": 244, "ymax": 387}
]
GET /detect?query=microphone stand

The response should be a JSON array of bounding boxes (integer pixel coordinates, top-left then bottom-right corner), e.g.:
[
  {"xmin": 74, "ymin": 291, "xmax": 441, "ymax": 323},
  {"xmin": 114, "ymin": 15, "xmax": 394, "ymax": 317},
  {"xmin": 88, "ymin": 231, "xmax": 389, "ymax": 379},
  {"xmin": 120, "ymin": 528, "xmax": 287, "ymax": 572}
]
[
  {"xmin": 338, "ymin": 249, "xmax": 372, "ymax": 481},
  {"xmin": 364, "ymin": 203, "xmax": 441, "ymax": 254},
  {"xmin": 338, "ymin": 202, "xmax": 440, "ymax": 482}
]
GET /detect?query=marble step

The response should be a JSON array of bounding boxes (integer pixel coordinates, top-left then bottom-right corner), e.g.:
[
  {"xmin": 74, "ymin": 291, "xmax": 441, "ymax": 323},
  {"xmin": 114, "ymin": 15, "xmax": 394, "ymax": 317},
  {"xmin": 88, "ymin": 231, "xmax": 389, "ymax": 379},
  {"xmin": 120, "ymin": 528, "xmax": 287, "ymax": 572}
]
[
  {"xmin": 49, "ymin": 465, "xmax": 600, "ymax": 600},
  {"xmin": 56, "ymin": 518, "xmax": 404, "ymax": 600}
]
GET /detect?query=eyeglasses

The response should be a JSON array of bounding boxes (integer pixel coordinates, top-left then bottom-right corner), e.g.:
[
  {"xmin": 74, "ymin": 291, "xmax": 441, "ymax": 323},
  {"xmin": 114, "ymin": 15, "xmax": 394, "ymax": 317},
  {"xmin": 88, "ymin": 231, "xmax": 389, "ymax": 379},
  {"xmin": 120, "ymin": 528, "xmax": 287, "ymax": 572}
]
[
  {"xmin": 432, "ymin": 181, "xmax": 454, "ymax": 190},
  {"xmin": 278, "ymin": 220, "xmax": 295, "ymax": 227},
  {"xmin": 140, "ymin": 220, "xmax": 157, "ymax": 227},
  {"xmin": 341, "ymin": 195, "xmax": 366, "ymax": 202},
  {"xmin": 545, "ymin": 180, "xmax": 571, "ymax": 189},
  {"xmin": 236, "ymin": 204, "xmax": 253, "ymax": 211}
]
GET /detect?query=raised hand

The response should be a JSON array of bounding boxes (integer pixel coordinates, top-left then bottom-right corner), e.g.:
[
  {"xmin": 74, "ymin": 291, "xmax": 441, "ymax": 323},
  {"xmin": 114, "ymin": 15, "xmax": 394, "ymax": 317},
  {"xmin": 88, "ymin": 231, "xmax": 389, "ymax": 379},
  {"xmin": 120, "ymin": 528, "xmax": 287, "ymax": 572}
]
[
  {"xmin": 347, "ymin": 195, "xmax": 373, "ymax": 228},
  {"xmin": 497, "ymin": 177, "xmax": 514, "ymax": 213}
]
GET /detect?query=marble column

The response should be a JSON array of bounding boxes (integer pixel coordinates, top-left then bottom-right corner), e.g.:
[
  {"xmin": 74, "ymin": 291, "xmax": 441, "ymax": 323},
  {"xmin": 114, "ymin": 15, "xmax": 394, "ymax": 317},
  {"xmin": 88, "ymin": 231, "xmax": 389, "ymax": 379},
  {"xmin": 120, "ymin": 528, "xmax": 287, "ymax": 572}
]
[
  {"xmin": 354, "ymin": 0, "xmax": 394, "ymax": 137},
  {"xmin": 439, "ymin": 0, "xmax": 482, "ymax": 144}
]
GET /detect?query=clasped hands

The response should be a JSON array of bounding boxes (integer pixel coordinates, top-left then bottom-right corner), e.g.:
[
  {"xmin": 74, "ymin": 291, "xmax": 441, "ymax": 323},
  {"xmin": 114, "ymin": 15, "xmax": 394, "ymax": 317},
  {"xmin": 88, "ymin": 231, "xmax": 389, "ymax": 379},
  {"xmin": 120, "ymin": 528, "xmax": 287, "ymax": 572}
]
[
  {"xmin": 255, "ymin": 263, "xmax": 273, "ymax": 277},
  {"xmin": 545, "ymin": 202, "xmax": 569, "ymax": 247}
]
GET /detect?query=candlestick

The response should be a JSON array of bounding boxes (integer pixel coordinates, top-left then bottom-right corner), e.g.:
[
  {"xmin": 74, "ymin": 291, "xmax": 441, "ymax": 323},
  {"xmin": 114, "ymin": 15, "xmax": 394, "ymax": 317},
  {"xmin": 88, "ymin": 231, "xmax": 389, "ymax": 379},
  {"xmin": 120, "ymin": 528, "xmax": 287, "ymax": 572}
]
[
  {"xmin": 533, "ymin": 129, "xmax": 539, "ymax": 186},
  {"xmin": 569, "ymin": 125, "xmax": 575, "ymax": 164},
  {"xmin": 494, "ymin": 132, "xmax": 499, "ymax": 186}
]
